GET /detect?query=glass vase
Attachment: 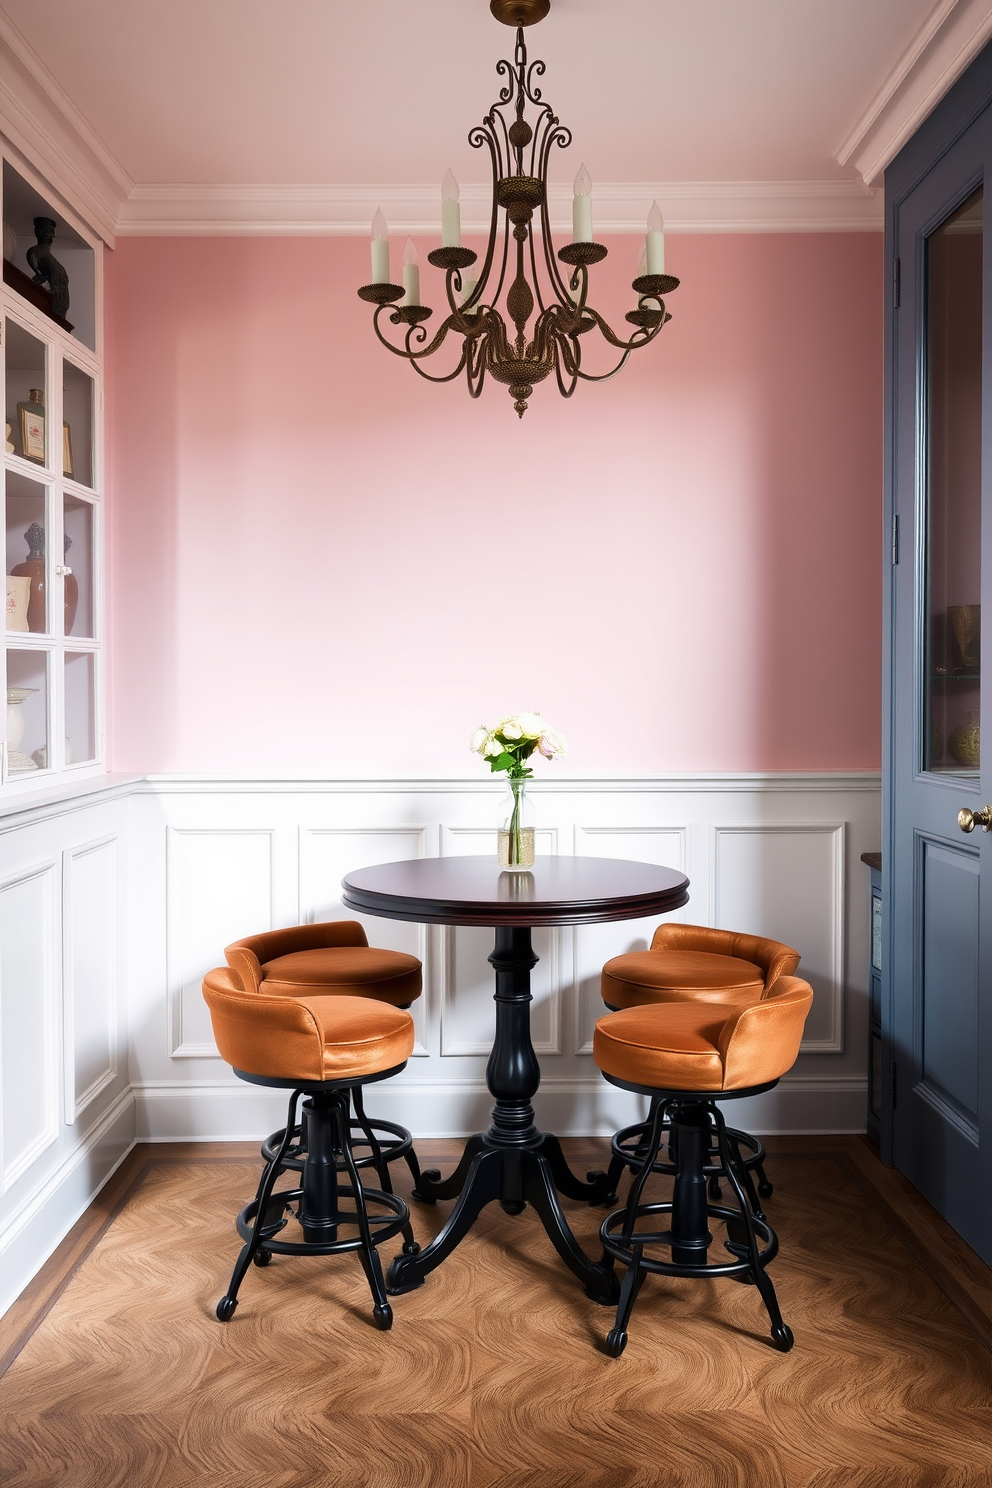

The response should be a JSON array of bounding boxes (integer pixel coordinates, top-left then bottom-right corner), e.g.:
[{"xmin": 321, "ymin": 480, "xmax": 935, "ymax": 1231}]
[{"xmin": 498, "ymin": 776, "xmax": 535, "ymax": 870}]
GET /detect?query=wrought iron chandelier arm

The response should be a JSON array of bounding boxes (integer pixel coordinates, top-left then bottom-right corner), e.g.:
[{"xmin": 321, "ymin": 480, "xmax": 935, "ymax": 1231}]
[
  {"xmin": 551, "ymin": 329, "xmax": 579, "ymax": 398},
  {"xmin": 536, "ymin": 121, "xmax": 574, "ymax": 305},
  {"xmin": 372, "ymin": 303, "xmax": 461, "ymax": 363},
  {"xmin": 407, "ymin": 344, "xmax": 470, "ymax": 384},
  {"xmin": 578, "ymin": 304, "xmax": 668, "ymax": 354}
]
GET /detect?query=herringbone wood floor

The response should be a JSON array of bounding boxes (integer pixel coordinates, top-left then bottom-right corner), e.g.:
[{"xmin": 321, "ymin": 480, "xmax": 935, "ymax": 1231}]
[{"xmin": 1, "ymin": 1136, "xmax": 991, "ymax": 1487}]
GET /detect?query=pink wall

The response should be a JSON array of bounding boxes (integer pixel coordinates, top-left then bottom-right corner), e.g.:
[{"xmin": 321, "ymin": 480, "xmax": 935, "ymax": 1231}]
[{"xmin": 105, "ymin": 232, "xmax": 882, "ymax": 777}]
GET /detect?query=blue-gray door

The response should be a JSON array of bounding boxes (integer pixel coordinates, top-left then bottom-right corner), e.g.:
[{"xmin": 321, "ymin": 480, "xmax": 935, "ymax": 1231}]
[{"xmin": 886, "ymin": 61, "xmax": 992, "ymax": 1263}]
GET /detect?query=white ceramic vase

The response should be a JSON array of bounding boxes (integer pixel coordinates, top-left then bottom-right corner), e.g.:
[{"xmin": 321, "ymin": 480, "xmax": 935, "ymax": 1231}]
[
  {"xmin": 6, "ymin": 687, "xmax": 39, "ymax": 771},
  {"xmin": 6, "ymin": 575, "xmax": 31, "ymax": 632}
]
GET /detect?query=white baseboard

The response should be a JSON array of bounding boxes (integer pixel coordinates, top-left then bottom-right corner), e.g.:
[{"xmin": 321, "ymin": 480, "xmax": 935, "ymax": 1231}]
[
  {"xmin": 0, "ymin": 1089, "xmax": 135, "ymax": 1319},
  {"xmin": 132, "ymin": 1077, "xmax": 867, "ymax": 1144}
]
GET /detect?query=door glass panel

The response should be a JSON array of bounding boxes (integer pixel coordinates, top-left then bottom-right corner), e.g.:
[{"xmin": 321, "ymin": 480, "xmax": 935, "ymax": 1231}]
[
  {"xmin": 5, "ymin": 647, "xmax": 50, "ymax": 775},
  {"xmin": 63, "ymin": 495, "xmax": 94, "ymax": 637},
  {"xmin": 5, "ymin": 471, "xmax": 48, "ymax": 634},
  {"xmin": 62, "ymin": 360, "xmax": 93, "ymax": 487},
  {"xmin": 64, "ymin": 651, "xmax": 95, "ymax": 764},
  {"xmin": 925, "ymin": 186, "xmax": 983, "ymax": 775},
  {"xmin": 4, "ymin": 319, "xmax": 47, "ymax": 468}
]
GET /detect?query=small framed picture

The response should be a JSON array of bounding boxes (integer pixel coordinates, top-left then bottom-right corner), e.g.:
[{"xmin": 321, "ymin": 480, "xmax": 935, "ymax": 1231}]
[
  {"xmin": 18, "ymin": 401, "xmax": 44, "ymax": 463},
  {"xmin": 62, "ymin": 422, "xmax": 73, "ymax": 479}
]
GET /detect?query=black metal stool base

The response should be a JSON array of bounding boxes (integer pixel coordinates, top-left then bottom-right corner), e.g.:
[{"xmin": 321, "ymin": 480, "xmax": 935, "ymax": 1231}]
[
  {"xmin": 261, "ymin": 1083, "xmax": 425, "ymax": 1195},
  {"xmin": 607, "ymin": 1115, "xmax": 774, "ymax": 1219},
  {"xmin": 598, "ymin": 1086, "xmax": 794, "ymax": 1356},
  {"xmin": 216, "ymin": 1081, "xmax": 419, "ymax": 1330}
]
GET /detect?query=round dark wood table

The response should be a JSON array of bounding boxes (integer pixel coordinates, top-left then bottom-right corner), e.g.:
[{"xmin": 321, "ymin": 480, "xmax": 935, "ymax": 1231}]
[{"xmin": 341, "ymin": 855, "xmax": 689, "ymax": 1302}]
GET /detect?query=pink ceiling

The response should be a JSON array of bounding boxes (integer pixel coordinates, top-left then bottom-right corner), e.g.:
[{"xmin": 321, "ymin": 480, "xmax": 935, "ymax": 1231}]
[{"xmin": 1, "ymin": 0, "xmax": 937, "ymax": 186}]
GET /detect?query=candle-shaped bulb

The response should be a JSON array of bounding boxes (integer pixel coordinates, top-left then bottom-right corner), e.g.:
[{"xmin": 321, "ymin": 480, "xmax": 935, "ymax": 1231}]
[
  {"xmin": 441, "ymin": 167, "xmax": 461, "ymax": 248},
  {"xmin": 402, "ymin": 236, "xmax": 421, "ymax": 306},
  {"xmin": 572, "ymin": 162, "xmax": 593, "ymax": 244},
  {"xmin": 645, "ymin": 199, "xmax": 665, "ymax": 276},
  {"xmin": 370, "ymin": 209, "xmax": 390, "ymax": 283}
]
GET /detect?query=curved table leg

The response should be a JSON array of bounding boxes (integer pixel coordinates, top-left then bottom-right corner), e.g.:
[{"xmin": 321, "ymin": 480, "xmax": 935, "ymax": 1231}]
[
  {"xmin": 522, "ymin": 1153, "xmax": 620, "ymax": 1303},
  {"xmin": 387, "ymin": 1146, "xmax": 504, "ymax": 1293},
  {"xmin": 412, "ymin": 1132, "xmax": 488, "ymax": 1203},
  {"xmin": 534, "ymin": 1132, "xmax": 616, "ymax": 1205}
]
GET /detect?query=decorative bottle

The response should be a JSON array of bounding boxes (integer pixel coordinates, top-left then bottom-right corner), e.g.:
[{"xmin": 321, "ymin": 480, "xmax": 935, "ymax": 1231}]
[{"xmin": 10, "ymin": 522, "xmax": 46, "ymax": 633}]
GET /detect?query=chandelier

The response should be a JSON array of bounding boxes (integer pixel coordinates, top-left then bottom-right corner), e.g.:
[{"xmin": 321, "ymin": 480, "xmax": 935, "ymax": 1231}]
[{"xmin": 357, "ymin": 0, "xmax": 680, "ymax": 417}]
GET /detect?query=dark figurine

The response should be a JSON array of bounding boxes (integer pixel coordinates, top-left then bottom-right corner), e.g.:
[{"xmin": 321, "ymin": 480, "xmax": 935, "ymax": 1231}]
[{"xmin": 26, "ymin": 216, "xmax": 69, "ymax": 321}]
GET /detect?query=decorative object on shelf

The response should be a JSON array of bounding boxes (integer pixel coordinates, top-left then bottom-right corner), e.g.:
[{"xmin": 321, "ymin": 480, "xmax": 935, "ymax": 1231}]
[
  {"xmin": 2, "ymin": 258, "xmax": 74, "ymax": 332},
  {"xmin": 16, "ymin": 388, "xmax": 45, "ymax": 464},
  {"xmin": 5, "ymin": 574, "xmax": 30, "ymax": 631},
  {"xmin": 948, "ymin": 603, "xmax": 980, "ymax": 669},
  {"xmin": 948, "ymin": 710, "xmax": 980, "ymax": 767},
  {"xmin": 2, "ymin": 220, "xmax": 17, "ymax": 263},
  {"xmin": 470, "ymin": 711, "xmax": 566, "ymax": 869},
  {"xmin": 61, "ymin": 534, "xmax": 78, "ymax": 634},
  {"xmin": 5, "ymin": 687, "xmax": 39, "ymax": 772},
  {"xmin": 357, "ymin": 0, "xmax": 679, "ymax": 417},
  {"xmin": 62, "ymin": 422, "xmax": 73, "ymax": 478},
  {"xmin": 26, "ymin": 216, "xmax": 69, "ymax": 322},
  {"xmin": 4, "ymin": 422, "xmax": 13, "ymax": 453},
  {"xmin": 10, "ymin": 522, "xmax": 46, "ymax": 632}
]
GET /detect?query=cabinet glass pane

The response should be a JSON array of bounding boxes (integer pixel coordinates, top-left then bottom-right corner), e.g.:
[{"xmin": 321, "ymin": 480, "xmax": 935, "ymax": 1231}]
[
  {"xmin": 62, "ymin": 361, "xmax": 93, "ymax": 487},
  {"xmin": 5, "ymin": 647, "xmax": 49, "ymax": 775},
  {"xmin": 4, "ymin": 319, "xmax": 47, "ymax": 468},
  {"xmin": 63, "ymin": 495, "xmax": 93, "ymax": 638},
  {"xmin": 5, "ymin": 471, "xmax": 48, "ymax": 634},
  {"xmin": 64, "ymin": 651, "xmax": 95, "ymax": 764},
  {"xmin": 925, "ymin": 187, "xmax": 983, "ymax": 775}
]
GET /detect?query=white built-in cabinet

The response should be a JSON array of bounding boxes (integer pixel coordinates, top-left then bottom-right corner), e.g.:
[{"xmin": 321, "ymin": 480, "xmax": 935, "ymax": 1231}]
[{"xmin": 2, "ymin": 154, "xmax": 102, "ymax": 792}]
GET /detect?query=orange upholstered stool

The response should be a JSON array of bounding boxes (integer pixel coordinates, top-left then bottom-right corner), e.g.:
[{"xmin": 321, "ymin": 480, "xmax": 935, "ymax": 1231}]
[
  {"xmin": 594, "ymin": 976, "xmax": 813, "ymax": 1356},
  {"xmin": 203, "ymin": 967, "xmax": 419, "ymax": 1329},
  {"xmin": 225, "ymin": 921, "xmax": 426, "ymax": 1195},
  {"xmin": 601, "ymin": 924, "xmax": 801, "ymax": 1207}
]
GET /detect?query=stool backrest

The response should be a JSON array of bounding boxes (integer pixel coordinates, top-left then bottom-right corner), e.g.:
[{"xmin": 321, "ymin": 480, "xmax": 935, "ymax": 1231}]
[
  {"xmin": 202, "ymin": 966, "xmax": 329, "ymax": 1080},
  {"xmin": 649, "ymin": 922, "xmax": 801, "ymax": 991},
  {"xmin": 225, "ymin": 920, "xmax": 370, "ymax": 993},
  {"xmin": 718, "ymin": 975, "xmax": 813, "ymax": 1088}
]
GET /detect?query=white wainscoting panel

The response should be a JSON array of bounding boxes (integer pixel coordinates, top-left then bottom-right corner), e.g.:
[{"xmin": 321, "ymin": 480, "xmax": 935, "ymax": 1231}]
[
  {"xmin": 712, "ymin": 824, "xmax": 845, "ymax": 1052},
  {"xmin": 573, "ymin": 825, "xmax": 688, "ymax": 1054},
  {"xmin": 166, "ymin": 827, "xmax": 274, "ymax": 1057},
  {"xmin": 299, "ymin": 825, "xmax": 430, "ymax": 1055},
  {"xmin": 0, "ymin": 862, "xmax": 58, "ymax": 1191},
  {"xmin": 63, "ymin": 837, "xmax": 118, "ymax": 1121}
]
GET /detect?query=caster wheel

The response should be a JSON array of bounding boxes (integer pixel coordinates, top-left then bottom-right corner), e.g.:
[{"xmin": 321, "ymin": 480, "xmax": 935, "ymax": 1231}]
[
  {"xmin": 252, "ymin": 1249, "xmax": 272, "ymax": 1267},
  {"xmin": 606, "ymin": 1328, "xmax": 627, "ymax": 1358},
  {"xmin": 771, "ymin": 1323, "xmax": 794, "ymax": 1353},
  {"xmin": 708, "ymin": 1176, "xmax": 723, "ymax": 1201},
  {"xmin": 758, "ymin": 1179, "xmax": 774, "ymax": 1198},
  {"xmin": 401, "ymin": 1240, "xmax": 420, "ymax": 1256},
  {"xmin": 215, "ymin": 1296, "xmax": 238, "ymax": 1322},
  {"xmin": 500, "ymin": 1200, "xmax": 526, "ymax": 1215},
  {"xmin": 373, "ymin": 1304, "xmax": 393, "ymax": 1331}
]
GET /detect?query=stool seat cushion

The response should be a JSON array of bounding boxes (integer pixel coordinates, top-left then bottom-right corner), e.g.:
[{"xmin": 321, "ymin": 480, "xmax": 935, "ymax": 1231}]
[
  {"xmin": 594, "ymin": 977, "xmax": 815, "ymax": 1092},
  {"xmin": 202, "ymin": 968, "xmax": 415, "ymax": 1082},
  {"xmin": 602, "ymin": 950, "xmax": 764, "ymax": 1009},
  {"xmin": 260, "ymin": 948, "xmax": 422, "ymax": 1006},
  {"xmin": 594, "ymin": 1002, "xmax": 729, "ymax": 1090}
]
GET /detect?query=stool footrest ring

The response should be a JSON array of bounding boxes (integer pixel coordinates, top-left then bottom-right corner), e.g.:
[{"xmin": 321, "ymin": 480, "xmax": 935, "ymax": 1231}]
[{"xmin": 600, "ymin": 1200, "xmax": 779, "ymax": 1280}]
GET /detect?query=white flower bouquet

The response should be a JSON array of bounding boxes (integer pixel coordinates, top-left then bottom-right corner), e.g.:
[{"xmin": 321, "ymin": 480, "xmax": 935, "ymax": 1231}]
[{"xmin": 470, "ymin": 713, "xmax": 567, "ymax": 868}]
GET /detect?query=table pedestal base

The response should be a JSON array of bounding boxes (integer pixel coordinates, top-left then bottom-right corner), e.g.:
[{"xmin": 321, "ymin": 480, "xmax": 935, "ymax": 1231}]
[{"xmin": 385, "ymin": 925, "xmax": 620, "ymax": 1305}]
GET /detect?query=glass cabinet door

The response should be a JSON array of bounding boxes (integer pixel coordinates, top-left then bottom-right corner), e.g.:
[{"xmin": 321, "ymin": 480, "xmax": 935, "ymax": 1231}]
[
  {"xmin": 924, "ymin": 186, "xmax": 982, "ymax": 774},
  {"xmin": 4, "ymin": 318, "xmax": 48, "ymax": 469},
  {"xmin": 62, "ymin": 360, "xmax": 94, "ymax": 488},
  {"xmin": 63, "ymin": 494, "xmax": 94, "ymax": 638},
  {"xmin": 6, "ymin": 470, "xmax": 49, "ymax": 635},
  {"xmin": 5, "ymin": 646, "xmax": 49, "ymax": 776}
]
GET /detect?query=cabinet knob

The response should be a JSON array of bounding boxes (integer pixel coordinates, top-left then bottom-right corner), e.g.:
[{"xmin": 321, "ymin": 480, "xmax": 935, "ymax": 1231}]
[
  {"xmin": 55, "ymin": 564, "xmax": 72, "ymax": 576},
  {"xmin": 958, "ymin": 805, "xmax": 992, "ymax": 833}
]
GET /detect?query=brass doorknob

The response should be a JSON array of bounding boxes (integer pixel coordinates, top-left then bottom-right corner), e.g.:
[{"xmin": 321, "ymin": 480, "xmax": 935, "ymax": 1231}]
[{"xmin": 958, "ymin": 805, "xmax": 992, "ymax": 833}]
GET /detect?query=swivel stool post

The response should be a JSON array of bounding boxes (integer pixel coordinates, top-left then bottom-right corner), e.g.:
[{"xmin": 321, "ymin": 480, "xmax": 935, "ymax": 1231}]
[
  {"xmin": 600, "ymin": 924, "xmax": 801, "ymax": 1207},
  {"xmin": 225, "ymin": 922, "xmax": 425, "ymax": 1196},
  {"xmin": 203, "ymin": 967, "xmax": 420, "ymax": 1330},
  {"xmin": 593, "ymin": 976, "xmax": 813, "ymax": 1356}
]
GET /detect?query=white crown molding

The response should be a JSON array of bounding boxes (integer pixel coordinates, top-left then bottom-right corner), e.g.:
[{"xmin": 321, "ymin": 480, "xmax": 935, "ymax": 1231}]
[
  {"xmin": 838, "ymin": 0, "xmax": 992, "ymax": 187},
  {"xmin": 116, "ymin": 177, "xmax": 882, "ymax": 236},
  {"xmin": 0, "ymin": 10, "xmax": 131, "ymax": 245}
]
